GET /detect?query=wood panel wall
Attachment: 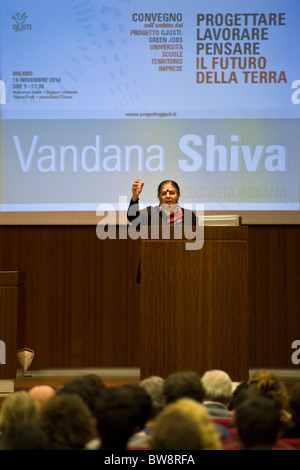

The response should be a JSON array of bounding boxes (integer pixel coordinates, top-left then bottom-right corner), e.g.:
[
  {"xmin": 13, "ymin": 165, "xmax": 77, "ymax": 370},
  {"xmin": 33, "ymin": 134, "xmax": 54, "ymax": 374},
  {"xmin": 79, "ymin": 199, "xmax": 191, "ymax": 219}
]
[
  {"xmin": 0, "ymin": 224, "xmax": 299, "ymax": 370},
  {"xmin": 248, "ymin": 225, "xmax": 300, "ymax": 368},
  {"xmin": 0, "ymin": 226, "xmax": 141, "ymax": 368}
]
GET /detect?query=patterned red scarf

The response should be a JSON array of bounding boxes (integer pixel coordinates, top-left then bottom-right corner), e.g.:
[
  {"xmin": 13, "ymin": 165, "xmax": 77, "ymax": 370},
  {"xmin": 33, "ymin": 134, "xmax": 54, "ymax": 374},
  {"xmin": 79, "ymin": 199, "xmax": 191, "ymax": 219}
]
[{"xmin": 167, "ymin": 207, "xmax": 183, "ymax": 225}]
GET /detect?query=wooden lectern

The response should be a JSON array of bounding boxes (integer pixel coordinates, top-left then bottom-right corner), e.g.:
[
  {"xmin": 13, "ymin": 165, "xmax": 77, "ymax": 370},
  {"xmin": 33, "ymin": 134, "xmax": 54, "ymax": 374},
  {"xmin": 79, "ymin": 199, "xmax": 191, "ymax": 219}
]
[
  {"xmin": 0, "ymin": 271, "xmax": 25, "ymax": 387},
  {"xmin": 140, "ymin": 226, "xmax": 249, "ymax": 382}
]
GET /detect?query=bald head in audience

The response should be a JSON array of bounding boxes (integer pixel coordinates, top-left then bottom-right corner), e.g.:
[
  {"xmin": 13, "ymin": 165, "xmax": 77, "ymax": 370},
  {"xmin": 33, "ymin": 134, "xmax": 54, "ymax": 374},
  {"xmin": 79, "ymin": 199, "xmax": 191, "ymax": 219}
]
[{"xmin": 29, "ymin": 385, "xmax": 56, "ymax": 407}]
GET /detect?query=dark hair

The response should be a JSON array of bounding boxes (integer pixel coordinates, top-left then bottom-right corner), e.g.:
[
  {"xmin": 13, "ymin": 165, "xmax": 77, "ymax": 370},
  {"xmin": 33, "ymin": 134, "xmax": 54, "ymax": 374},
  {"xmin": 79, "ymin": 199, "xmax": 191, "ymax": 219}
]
[
  {"xmin": 1, "ymin": 422, "xmax": 50, "ymax": 450},
  {"xmin": 289, "ymin": 383, "xmax": 300, "ymax": 424},
  {"xmin": 95, "ymin": 385, "xmax": 151, "ymax": 450},
  {"xmin": 163, "ymin": 371, "xmax": 205, "ymax": 405},
  {"xmin": 157, "ymin": 180, "xmax": 180, "ymax": 195},
  {"xmin": 235, "ymin": 393, "xmax": 280, "ymax": 449},
  {"xmin": 57, "ymin": 376, "xmax": 106, "ymax": 416}
]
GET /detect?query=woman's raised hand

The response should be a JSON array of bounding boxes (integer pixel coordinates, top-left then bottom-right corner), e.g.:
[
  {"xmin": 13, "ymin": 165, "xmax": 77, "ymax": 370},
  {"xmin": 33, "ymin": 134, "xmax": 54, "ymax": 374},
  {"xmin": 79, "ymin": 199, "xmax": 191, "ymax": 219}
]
[{"xmin": 131, "ymin": 178, "xmax": 144, "ymax": 202}]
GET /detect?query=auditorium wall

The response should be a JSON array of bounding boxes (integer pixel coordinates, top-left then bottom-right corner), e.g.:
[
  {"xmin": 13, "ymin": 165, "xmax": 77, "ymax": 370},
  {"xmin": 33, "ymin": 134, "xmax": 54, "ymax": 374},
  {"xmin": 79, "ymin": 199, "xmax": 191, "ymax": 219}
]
[{"xmin": 0, "ymin": 224, "xmax": 299, "ymax": 370}]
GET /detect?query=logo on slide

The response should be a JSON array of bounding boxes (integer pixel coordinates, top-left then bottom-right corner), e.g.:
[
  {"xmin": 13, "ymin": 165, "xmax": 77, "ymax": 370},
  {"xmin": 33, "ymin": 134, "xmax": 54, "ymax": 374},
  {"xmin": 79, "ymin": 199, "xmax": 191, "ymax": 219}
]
[{"xmin": 12, "ymin": 12, "xmax": 32, "ymax": 32}]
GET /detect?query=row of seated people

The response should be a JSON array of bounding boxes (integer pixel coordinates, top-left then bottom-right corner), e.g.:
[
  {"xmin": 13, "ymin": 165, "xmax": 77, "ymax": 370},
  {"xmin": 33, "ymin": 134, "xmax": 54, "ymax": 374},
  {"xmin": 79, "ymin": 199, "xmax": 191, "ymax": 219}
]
[
  {"xmin": 0, "ymin": 368, "xmax": 300, "ymax": 450},
  {"xmin": 127, "ymin": 369, "xmax": 300, "ymax": 451}
]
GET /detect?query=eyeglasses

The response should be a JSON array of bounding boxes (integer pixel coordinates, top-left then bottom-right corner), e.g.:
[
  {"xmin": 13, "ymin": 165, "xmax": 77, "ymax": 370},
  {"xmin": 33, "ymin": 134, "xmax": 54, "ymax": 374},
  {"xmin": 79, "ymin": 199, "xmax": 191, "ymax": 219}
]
[{"xmin": 160, "ymin": 190, "xmax": 177, "ymax": 196}]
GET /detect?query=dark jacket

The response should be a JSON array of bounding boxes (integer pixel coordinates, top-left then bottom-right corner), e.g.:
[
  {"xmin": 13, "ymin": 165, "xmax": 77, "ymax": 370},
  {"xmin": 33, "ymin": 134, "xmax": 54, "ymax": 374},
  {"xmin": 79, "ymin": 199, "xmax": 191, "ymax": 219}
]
[{"xmin": 127, "ymin": 198, "xmax": 197, "ymax": 228}]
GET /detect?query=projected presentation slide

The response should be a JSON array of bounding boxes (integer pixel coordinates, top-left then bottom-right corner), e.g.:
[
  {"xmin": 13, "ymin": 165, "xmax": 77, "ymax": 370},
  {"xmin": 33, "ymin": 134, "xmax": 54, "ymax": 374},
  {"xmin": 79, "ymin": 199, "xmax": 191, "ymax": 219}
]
[{"xmin": 0, "ymin": 0, "xmax": 299, "ymax": 215}]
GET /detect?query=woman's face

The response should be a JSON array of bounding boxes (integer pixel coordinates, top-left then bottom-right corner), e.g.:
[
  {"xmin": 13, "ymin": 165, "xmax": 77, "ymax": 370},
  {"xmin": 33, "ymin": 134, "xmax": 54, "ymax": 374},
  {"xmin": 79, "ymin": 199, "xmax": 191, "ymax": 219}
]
[{"xmin": 158, "ymin": 183, "xmax": 180, "ymax": 207}]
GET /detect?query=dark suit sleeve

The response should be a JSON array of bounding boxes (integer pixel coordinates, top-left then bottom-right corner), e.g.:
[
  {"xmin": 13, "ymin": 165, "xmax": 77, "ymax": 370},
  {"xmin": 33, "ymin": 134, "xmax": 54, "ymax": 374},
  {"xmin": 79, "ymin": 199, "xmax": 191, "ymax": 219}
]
[
  {"xmin": 192, "ymin": 210, "xmax": 197, "ymax": 225},
  {"xmin": 127, "ymin": 198, "xmax": 141, "ymax": 283},
  {"xmin": 183, "ymin": 208, "xmax": 197, "ymax": 226},
  {"xmin": 127, "ymin": 198, "xmax": 140, "ymax": 224}
]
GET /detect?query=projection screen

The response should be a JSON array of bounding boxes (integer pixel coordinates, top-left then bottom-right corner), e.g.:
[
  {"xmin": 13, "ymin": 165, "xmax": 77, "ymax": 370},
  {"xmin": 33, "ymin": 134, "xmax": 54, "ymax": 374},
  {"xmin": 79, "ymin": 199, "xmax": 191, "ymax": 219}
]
[{"xmin": 0, "ymin": 0, "xmax": 299, "ymax": 224}]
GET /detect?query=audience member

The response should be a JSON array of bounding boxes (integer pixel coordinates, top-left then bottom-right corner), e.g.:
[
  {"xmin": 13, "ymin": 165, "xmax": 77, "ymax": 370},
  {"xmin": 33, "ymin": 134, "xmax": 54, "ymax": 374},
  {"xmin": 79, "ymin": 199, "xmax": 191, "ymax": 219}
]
[
  {"xmin": 95, "ymin": 384, "xmax": 151, "ymax": 450},
  {"xmin": 0, "ymin": 422, "xmax": 50, "ymax": 450},
  {"xmin": 282, "ymin": 382, "xmax": 300, "ymax": 438},
  {"xmin": 150, "ymin": 398, "xmax": 222, "ymax": 450},
  {"xmin": 127, "ymin": 375, "xmax": 164, "ymax": 449},
  {"xmin": 163, "ymin": 370, "xmax": 205, "ymax": 405},
  {"xmin": 123, "ymin": 384, "xmax": 152, "ymax": 432},
  {"xmin": 38, "ymin": 392, "xmax": 95, "ymax": 449},
  {"xmin": 140, "ymin": 376, "xmax": 165, "ymax": 419},
  {"xmin": 233, "ymin": 391, "xmax": 281, "ymax": 450},
  {"xmin": 0, "ymin": 391, "xmax": 40, "ymax": 434},
  {"xmin": 79, "ymin": 373, "xmax": 106, "ymax": 394},
  {"xmin": 29, "ymin": 385, "xmax": 56, "ymax": 407},
  {"xmin": 228, "ymin": 381, "xmax": 249, "ymax": 410},
  {"xmin": 163, "ymin": 370, "xmax": 232, "ymax": 441},
  {"xmin": 57, "ymin": 376, "xmax": 104, "ymax": 417},
  {"xmin": 201, "ymin": 369, "xmax": 233, "ymax": 419},
  {"xmin": 247, "ymin": 369, "xmax": 292, "ymax": 429},
  {"xmin": 57, "ymin": 377, "xmax": 106, "ymax": 449}
]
